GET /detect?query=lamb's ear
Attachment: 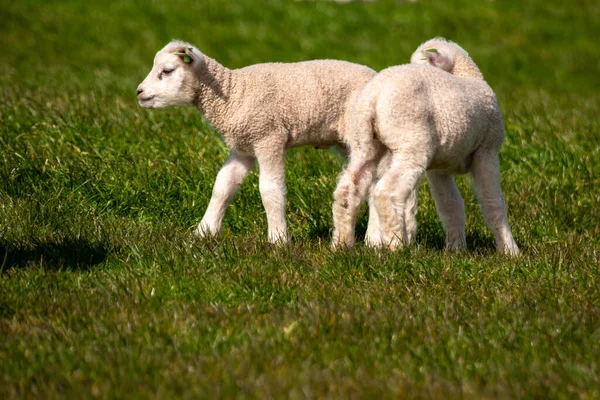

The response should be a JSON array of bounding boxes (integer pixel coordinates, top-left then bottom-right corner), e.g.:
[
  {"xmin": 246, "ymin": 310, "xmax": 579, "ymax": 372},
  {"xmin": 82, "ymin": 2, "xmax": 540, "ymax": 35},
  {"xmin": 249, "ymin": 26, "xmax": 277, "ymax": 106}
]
[
  {"xmin": 421, "ymin": 48, "xmax": 442, "ymax": 65},
  {"xmin": 421, "ymin": 48, "xmax": 453, "ymax": 72},
  {"xmin": 172, "ymin": 46, "xmax": 195, "ymax": 64}
]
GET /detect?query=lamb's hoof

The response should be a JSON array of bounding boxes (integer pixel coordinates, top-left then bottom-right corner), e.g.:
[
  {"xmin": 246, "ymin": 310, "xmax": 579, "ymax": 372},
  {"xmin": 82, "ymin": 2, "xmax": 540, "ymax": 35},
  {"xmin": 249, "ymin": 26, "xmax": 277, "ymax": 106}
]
[
  {"xmin": 405, "ymin": 225, "xmax": 418, "ymax": 245},
  {"xmin": 194, "ymin": 220, "xmax": 220, "ymax": 238},
  {"xmin": 500, "ymin": 243, "xmax": 520, "ymax": 257},
  {"xmin": 268, "ymin": 232, "xmax": 291, "ymax": 246},
  {"xmin": 365, "ymin": 235, "xmax": 383, "ymax": 249},
  {"xmin": 331, "ymin": 238, "xmax": 354, "ymax": 251},
  {"xmin": 446, "ymin": 237, "xmax": 467, "ymax": 252},
  {"xmin": 446, "ymin": 246, "xmax": 467, "ymax": 253},
  {"xmin": 384, "ymin": 237, "xmax": 405, "ymax": 252},
  {"xmin": 331, "ymin": 229, "xmax": 355, "ymax": 251},
  {"xmin": 187, "ymin": 225, "xmax": 217, "ymax": 248},
  {"xmin": 194, "ymin": 229, "xmax": 206, "ymax": 239},
  {"xmin": 440, "ymin": 228, "xmax": 466, "ymax": 252}
]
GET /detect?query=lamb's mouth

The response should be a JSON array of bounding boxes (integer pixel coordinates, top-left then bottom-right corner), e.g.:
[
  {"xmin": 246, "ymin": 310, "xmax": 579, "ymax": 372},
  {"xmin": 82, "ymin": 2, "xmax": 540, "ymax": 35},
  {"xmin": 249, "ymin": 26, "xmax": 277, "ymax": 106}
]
[{"xmin": 138, "ymin": 95, "xmax": 155, "ymax": 106}]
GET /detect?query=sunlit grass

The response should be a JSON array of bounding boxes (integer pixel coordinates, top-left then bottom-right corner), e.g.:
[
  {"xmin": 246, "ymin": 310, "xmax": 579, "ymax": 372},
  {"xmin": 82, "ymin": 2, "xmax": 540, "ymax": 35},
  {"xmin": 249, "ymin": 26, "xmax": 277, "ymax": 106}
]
[{"xmin": 1, "ymin": 0, "xmax": 599, "ymax": 398}]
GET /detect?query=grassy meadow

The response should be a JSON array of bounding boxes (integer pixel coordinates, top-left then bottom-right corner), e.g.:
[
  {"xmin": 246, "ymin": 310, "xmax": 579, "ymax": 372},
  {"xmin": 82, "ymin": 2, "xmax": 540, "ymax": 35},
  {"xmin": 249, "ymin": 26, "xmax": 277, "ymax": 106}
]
[{"xmin": 1, "ymin": 0, "xmax": 599, "ymax": 398}]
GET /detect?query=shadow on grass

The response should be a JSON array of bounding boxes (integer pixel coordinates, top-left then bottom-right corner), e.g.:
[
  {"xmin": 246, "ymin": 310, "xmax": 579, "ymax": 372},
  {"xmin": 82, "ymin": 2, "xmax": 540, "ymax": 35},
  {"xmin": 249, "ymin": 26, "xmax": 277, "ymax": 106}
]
[
  {"xmin": 307, "ymin": 225, "xmax": 332, "ymax": 242},
  {"xmin": 417, "ymin": 223, "xmax": 498, "ymax": 253},
  {"xmin": 310, "ymin": 214, "xmax": 498, "ymax": 253},
  {"xmin": 0, "ymin": 239, "xmax": 110, "ymax": 272}
]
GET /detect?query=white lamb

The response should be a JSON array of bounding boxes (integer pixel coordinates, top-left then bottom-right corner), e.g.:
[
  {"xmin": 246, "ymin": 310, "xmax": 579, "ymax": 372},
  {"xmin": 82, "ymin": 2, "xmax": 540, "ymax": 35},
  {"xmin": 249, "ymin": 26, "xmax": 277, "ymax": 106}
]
[
  {"xmin": 136, "ymin": 40, "xmax": 378, "ymax": 243},
  {"xmin": 332, "ymin": 38, "xmax": 520, "ymax": 256}
]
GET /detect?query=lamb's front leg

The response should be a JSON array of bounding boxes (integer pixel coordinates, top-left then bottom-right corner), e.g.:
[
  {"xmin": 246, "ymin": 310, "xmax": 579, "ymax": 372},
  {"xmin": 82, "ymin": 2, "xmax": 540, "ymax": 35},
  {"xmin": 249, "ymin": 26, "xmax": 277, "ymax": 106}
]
[
  {"xmin": 196, "ymin": 150, "xmax": 255, "ymax": 237},
  {"xmin": 257, "ymin": 150, "xmax": 289, "ymax": 244}
]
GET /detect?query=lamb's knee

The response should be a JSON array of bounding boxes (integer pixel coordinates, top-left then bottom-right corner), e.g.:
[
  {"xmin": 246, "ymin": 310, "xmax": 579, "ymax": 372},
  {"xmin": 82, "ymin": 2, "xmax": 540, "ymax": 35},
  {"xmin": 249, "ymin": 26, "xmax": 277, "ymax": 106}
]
[
  {"xmin": 372, "ymin": 183, "xmax": 397, "ymax": 223},
  {"xmin": 372, "ymin": 182, "xmax": 392, "ymax": 204},
  {"xmin": 334, "ymin": 161, "xmax": 374, "ymax": 207},
  {"xmin": 259, "ymin": 181, "xmax": 286, "ymax": 210},
  {"xmin": 333, "ymin": 173, "xmax": 353, "ymax": 199}
]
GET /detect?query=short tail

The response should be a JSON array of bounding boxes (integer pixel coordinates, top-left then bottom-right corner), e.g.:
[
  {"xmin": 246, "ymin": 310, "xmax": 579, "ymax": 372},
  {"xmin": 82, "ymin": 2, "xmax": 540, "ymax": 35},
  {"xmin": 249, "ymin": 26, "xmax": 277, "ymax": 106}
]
[{"xmin": 350, "ymin": 86, "xmax": 380, "ymax": 162}]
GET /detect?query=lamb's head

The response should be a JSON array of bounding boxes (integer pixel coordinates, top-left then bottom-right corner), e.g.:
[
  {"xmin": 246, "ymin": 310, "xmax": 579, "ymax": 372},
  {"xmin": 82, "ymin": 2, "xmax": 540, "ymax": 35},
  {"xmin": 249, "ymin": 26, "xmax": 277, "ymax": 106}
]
[
  {"xmin": 410, "ymin": 37, "xmax": 483, "ymax": 79},
  {"xmin": 137, "ymin": 41, "xmax": 204, "ymax": 108}
]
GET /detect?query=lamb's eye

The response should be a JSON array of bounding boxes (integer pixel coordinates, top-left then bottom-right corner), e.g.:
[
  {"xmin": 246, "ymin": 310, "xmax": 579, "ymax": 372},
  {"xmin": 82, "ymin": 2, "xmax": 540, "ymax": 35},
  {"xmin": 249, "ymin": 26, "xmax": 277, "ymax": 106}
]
[{"xmin": 159, "ymin": 68, "xmax": 175, "ymax": 80}]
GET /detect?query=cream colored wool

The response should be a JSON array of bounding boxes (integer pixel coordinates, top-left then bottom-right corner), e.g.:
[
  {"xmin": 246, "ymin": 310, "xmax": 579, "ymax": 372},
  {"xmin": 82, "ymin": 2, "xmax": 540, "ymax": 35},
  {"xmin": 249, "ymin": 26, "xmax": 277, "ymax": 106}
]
[
  {"xmin": 332, "ymin": 38, "xmax": 519, "ymax": 256},
  {"xmin": 137, "ymin": 40, "xmax": 376, "ymax": 243}
]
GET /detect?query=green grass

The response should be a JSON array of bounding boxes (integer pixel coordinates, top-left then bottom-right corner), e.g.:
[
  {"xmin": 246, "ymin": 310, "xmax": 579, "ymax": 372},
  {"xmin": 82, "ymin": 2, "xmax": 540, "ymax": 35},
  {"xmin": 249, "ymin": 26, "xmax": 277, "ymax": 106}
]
[{"xmin": 1, "ymin": 0, "xmax": 599, "ymax": 398}]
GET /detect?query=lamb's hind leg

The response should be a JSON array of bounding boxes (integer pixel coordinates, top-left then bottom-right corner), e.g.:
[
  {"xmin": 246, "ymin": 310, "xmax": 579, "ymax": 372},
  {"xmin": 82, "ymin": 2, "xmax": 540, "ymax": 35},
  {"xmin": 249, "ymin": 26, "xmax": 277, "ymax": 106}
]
[
  {"xmin": 332, "ymin": 155, "xmax": 377, "ymax": 248},
  {"xmin": 365, "ymin": 151, "xmax": 389, "ymax": 247},
  {"xmin": 470, "ymin": 150, "xmax": 519, "ymax": 256},
  {"xmin": 427, "ymin": 171, "xmax": 466, "ymax": 251},
  {"xmin": 404, "ymin": 185, "xmax": 419, "ymax": 245},
  {"xmin": 366, "ymin": 150, "xmax": 419, "ymax": 247},
  {"xmin": 374, "ymin": 153, "xmax": 427, "ymax": 251},
  {"xmin": 365, "ymin": 181, "xmax": 382, "ymax": 247},
  {"xmin": 366, "ymin": 179, "xmax": 419, "ymax": 248}
]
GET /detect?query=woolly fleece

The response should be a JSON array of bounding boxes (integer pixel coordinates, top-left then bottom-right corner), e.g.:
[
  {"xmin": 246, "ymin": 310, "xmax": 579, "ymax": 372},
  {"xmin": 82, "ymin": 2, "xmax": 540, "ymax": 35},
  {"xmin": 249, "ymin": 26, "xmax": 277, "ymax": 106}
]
[
  {"xmin": 332, "ymin": 38, "xmax": 520, "ymax": 256},
  {"xmin": 137, "ymin": 40, "xmax": 376, "ymax": 243}
]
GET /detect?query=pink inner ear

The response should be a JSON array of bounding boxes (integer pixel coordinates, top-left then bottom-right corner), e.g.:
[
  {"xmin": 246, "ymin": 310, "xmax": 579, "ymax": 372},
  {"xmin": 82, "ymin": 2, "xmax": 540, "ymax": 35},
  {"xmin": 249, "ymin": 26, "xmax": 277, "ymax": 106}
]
[
  {"xmin": 426, "ymin": 52, "xmax": 440, "ymax": 65},
  {"xmin": 427, "ymin": 52, "xmax": 451, "ymax": 71}
]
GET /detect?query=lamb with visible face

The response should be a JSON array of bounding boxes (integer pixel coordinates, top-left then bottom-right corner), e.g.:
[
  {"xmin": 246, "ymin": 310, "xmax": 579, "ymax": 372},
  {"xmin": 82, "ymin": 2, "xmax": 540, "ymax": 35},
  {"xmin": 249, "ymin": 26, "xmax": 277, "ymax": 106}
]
[
  {"xmin": 137, "ymin": 40, "xmax": 377, "ymax": 243},
  {"xmin": 332, "ymin": 38, "xmax": 519, "ymax": 256},
  {"xmin": 137, "ymin": 46, "xmax": 200, "ymax": 108}
]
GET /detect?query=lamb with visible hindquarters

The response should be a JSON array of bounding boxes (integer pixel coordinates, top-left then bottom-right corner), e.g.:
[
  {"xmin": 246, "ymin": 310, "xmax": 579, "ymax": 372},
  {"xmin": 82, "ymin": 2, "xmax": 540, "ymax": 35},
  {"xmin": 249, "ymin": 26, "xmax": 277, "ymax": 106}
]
[
  {"xmin": 137, "ymin": 40, "xmax": 378, "ymax": 243},
  {"xmin": 332, "ymin": 38, "xmax": 520, "ymax": 256}
]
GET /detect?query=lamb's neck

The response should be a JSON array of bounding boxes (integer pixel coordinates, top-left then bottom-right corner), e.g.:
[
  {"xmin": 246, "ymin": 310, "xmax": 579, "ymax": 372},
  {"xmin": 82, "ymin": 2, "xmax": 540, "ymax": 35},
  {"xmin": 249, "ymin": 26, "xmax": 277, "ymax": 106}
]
[
  {"xmin": 193, "ymin": 56, "xmax": 236, "ymax": 126},
  {"xmin": 450, "ymin": 53, "xmax": 484, "ymax": 79}
]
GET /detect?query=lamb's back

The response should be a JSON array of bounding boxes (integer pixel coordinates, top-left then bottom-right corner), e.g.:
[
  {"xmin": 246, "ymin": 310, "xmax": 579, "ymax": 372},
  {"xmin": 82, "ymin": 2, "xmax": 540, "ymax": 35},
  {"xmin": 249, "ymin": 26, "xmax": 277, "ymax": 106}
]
[
  {"xmin": 369, "ymin": 64, "xmax": 503, "ymax": 173},
  {"xmin": 231, "ymin": 60, "xmax": 376, "ymax": 148}
]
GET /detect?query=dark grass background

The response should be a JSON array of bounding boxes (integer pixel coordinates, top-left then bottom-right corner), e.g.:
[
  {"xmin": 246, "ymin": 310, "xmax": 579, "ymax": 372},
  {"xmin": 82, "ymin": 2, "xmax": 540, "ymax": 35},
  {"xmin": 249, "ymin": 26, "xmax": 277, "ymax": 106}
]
[{"xmin": 1, "ymin": 0, "xmax": 599, "ymax": 398}]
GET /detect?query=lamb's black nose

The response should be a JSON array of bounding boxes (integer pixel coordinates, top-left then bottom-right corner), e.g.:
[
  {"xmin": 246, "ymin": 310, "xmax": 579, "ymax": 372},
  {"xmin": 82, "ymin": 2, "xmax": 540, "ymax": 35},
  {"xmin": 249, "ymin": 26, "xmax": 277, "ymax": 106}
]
[{"xmin": 136, "ymin": 88, "xmax": 143, "ymax": 95}]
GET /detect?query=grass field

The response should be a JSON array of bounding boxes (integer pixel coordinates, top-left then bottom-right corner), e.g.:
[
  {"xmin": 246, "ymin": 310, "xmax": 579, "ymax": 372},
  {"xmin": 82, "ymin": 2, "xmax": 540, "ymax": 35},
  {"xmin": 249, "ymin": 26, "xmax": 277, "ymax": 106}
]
[{"xmin": 1, "ymin": 0, "xmax": 599, "ymax": 398}]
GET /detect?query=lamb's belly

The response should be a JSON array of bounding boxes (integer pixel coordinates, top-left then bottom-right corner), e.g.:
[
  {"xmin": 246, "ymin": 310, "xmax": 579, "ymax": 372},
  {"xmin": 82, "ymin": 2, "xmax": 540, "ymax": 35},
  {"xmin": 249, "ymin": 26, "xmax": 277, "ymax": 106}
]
[
  {"xmin": 224, "ymin": 134, "xmax": 256, "ymax": 155},
  {"xmin": 428, "ymin": 148, "xmax": 474, "ymax": 175},
  {"xmin": 286, "ymin": 128, "xmax": 340, "ymax": 149},
  {"xmin": 429, "ymin": 128, "xmax": 479, "ymax": 174}
]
